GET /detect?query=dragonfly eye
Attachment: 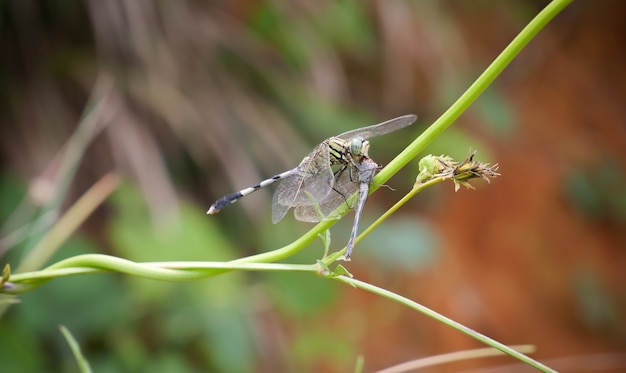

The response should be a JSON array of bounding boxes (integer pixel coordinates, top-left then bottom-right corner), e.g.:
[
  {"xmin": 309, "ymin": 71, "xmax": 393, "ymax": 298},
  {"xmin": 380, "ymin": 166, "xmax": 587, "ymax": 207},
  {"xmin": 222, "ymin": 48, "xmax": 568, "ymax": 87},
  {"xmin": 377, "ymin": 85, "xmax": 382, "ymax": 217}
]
[
  {"xmin": 361, "ymin": 141, "xmax": 370, "ymax": 157},
  {"xmin": 350, "ymin": 136, "xmax": 370, "ymax": 157}
]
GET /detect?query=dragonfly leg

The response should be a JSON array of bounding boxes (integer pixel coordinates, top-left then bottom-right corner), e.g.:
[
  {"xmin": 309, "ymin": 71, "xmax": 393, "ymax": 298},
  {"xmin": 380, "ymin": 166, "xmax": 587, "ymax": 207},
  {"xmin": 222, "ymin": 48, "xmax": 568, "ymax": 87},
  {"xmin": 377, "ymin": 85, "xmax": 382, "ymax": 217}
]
[{"xmin": 333, "ymin": 165, "xmax": 354, "ymax": 204}]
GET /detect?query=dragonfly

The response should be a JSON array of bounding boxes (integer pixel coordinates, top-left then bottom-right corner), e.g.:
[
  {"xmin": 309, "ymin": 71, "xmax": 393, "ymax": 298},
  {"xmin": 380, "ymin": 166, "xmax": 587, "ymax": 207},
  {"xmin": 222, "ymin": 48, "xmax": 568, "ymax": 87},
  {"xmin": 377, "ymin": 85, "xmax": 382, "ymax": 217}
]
[{"xmin": 207, "ymin": 114, "xmax": 417, "ymax": 226}]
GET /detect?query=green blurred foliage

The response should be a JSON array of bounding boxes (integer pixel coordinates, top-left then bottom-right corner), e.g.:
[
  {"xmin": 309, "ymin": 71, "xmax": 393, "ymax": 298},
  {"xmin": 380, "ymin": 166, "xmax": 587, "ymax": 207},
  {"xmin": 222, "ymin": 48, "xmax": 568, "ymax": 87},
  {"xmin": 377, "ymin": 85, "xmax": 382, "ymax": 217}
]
[
  {"xmin": 361, "ymin": 216, "xmax": 438, "ymax": 272},
  {"xmin": 291, "ymin": 327, "xmax": 355, "ymax": 371},
  {"xmin": 564, "ymin": 161, "xmax": 626, "ymax": 223},
  {"xmin": 572, "ymin": 270, "xmax": 619, "ymax": 330},
  {"xmin": 474, "ymin": 89, "xmax": 517, "ymax": 138},
  {"xmin": 108, "ymin": 182, "xmax": 236, "ymax": 262},
  {"xmin": 0, "ymin": 173, "xmax": 24, "ymax": 222},
  {"xmin": 249, "ymin": 0, "xmax": 373, "ymax": 69},
  {"xmin": 264, "ymin": 271, "xmax": 339, "ymax": 319}
]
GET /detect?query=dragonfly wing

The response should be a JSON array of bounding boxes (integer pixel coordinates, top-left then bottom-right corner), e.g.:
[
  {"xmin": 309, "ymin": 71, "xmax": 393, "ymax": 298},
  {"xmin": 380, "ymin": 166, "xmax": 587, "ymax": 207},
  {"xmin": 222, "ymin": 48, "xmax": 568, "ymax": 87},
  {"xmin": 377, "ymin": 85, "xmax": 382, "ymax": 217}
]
[
  {"xmin": 335, "ymin": 114, "xmax": 417, "ymax": 141},
  {"xmin": 272, "ymin": 144, "xmax": 333, "ymax": 224},
  {"xmin": 271, "ymin": 169, "xmax": 302, "ymax": 224},
  {"xmin": 295, "ymin": 157, "xmax": 379, "ymax": 222},
  {"xmin": 294, "ymin": 165, "xmax": 360, "ymax": 222}
]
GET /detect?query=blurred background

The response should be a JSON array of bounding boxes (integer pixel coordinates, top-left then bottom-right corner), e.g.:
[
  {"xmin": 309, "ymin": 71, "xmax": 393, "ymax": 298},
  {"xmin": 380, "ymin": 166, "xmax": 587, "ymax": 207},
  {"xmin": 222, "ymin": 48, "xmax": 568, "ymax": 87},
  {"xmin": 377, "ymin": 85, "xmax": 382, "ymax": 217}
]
[{"xmin": 1, "ymin": 0, "xmax": 625, "ymax": 372}]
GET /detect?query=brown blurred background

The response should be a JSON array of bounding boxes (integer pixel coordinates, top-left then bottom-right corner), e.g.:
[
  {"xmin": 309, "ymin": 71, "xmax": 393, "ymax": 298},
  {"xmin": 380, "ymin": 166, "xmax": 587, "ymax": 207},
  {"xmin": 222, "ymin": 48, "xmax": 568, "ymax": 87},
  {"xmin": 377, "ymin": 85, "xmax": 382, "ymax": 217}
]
[{"xmin": 1, "ymin": 1, "xmax": 625, "ymax": 372}]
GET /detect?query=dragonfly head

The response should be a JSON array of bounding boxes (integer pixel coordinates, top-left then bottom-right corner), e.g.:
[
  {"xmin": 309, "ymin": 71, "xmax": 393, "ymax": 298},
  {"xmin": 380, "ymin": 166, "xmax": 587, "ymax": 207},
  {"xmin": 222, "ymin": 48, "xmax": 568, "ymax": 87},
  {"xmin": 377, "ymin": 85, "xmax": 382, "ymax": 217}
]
[{"xmin": 350, "ymin": 136, "xmax": 370, "ymax": 158}]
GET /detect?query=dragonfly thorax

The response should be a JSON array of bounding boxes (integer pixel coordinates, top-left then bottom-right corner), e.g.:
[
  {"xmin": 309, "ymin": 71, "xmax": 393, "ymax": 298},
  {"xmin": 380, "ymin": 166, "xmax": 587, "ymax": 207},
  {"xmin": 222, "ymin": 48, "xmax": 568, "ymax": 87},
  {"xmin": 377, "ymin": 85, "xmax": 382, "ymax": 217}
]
[{"xmin": 328, "ymin": 136, "xmax": 367, "ymax": 165}]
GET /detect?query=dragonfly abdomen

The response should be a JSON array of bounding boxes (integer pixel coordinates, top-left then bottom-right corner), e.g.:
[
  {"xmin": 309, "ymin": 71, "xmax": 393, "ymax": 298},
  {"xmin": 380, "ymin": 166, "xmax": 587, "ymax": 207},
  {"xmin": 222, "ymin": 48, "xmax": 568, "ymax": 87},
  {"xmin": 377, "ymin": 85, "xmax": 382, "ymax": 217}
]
[{"xmin": 207, "ymin": 169, "xmax": 293, "ymax": 214}]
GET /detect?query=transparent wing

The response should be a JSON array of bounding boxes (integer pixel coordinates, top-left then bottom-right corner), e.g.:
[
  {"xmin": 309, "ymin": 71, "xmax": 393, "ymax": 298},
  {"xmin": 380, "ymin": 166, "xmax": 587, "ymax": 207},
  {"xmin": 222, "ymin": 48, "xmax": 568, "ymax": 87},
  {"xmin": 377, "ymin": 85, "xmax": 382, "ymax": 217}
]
[
  {"xmin": 294, "ymin": 157, "xmax": 379, "ymax": 222},
  {"xmin": 294, "ymin": 165, "xmax": 359, "ymax": 222},
  {"xmin": 271, "ymin": 170, "xmax": 303, "ymax": 224},
  {"xmin": 335, "ymin": 114, "xmax": 417, "ymax": 141},
  {"xmin": 271, "ymin": 144, "xmax": 334, "ymax": 224}
]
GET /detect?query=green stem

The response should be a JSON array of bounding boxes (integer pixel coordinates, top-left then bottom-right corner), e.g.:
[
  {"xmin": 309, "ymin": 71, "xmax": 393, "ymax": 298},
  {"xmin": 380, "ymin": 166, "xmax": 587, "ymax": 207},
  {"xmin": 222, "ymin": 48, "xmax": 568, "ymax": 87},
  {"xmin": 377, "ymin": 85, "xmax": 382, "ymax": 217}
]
[{"xmin": 5, "ymin": 254, "xmax": 318, "ymax": 294}]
